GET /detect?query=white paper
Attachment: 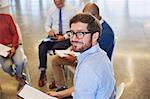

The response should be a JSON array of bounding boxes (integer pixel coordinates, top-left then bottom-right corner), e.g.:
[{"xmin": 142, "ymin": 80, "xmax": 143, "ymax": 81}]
[
  {"xmin": 55, "ymin": 50, "xmax": 80, "ymax": 58},
  {"xmin": 17, "ymin": 84, "xmax": 57, "ymax": 99},
  {"xmin": 0, "ymin": 44, "xmax": 11, "ymax": 57}
]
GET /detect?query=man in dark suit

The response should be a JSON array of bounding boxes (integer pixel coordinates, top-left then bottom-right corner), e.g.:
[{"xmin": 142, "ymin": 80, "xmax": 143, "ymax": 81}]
[{"xmin": 83, "ymin": 2, "xmax": 115, "ymax": 60}]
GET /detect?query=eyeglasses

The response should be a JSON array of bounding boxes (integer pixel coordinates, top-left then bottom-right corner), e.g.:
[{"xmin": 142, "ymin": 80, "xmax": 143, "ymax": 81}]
[{"xmin": 66, "ymin": 30, "xmax": 94, "ymax": 39}]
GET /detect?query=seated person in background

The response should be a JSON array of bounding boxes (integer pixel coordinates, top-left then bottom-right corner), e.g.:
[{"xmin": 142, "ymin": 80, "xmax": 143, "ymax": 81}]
[
  {"xmin": 0, "ymin": 13, "xmax": 26, "ymax": 90},
  {"xmin": 38, "ymin": 0, "xmax": 77, "ymax": 87},
  {"xmin": 83, "ymin": 3, "xmax": 115, "ymax": 60},
  {"xmin": 48, "ymin": 2, "xmax": 115, "ymax": 90},
  {"xmin": 48, "ymin": 13, "xmax": 116, "ymax": 99}
]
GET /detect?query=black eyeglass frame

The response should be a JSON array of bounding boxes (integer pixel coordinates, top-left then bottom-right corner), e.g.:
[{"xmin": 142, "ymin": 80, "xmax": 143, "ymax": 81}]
[{"xmin": 66, "ymin": 30, "xmax": 98, "ymax": 39}]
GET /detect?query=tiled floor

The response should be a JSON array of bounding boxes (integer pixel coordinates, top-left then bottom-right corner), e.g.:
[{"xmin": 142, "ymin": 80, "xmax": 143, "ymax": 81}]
[{"xmin": 0, "ymin": 0, "xmax": 150, "ymax": 99}]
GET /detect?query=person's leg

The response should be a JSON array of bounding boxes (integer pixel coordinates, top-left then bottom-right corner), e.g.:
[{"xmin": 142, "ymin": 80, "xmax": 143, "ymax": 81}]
[
  {"xmin": 12, "ymin": 46, "xmax": 25, "ymax": 78},
  {"xmin": 0, "ymin": 46, "xmax": 26, "ymax": 90},
  {"xmin": 0, "ymin": 56, "xmax": 13, "ymax": 75},
  {"xmin": 12, "ymin": 46, "xmax": 26, "ymax": 90},
  {"xmin": 51, "ymin": 55, "xmax": 75, "ymax": 88},
  {"xmin": 51, "ymin": 39, "xmax": 71, "ymax": 50},
  {"xmin": 38, "ymin": 41, "xmax": 54, "ymax": 87},
  {"xmin": 39, "ymin": 39, "xmax": 71, "ymax": 87},
  {"xmin": 39, "ymin": 42, "xmax": 48, "ymax": 71}
]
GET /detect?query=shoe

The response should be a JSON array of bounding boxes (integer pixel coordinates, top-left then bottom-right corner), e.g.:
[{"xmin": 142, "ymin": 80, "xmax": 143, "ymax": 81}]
[
  {"xmin": 22, "ymin": 73, "xmax": 26, "ymax": 80},
  {"xmin": 56, "ymin": 86, "xmax": 67, "ymax": 92},
  {"xmin": 49, "ymin": 81, "xmax": 57, "ymax": 89},
  {"xmin": 16, "ymin": 76, "xmax": 27, "ymax": 91},
  {"xmin": 22, "ymin": 73, "xmax": 29, "ymax": 84},
  {"xmin": 38, "ymin": 71, "xmax": 47, "ymax": 87},
  {"xmin": 62, "ymin": 96, "xmax": 73, "ymax": 99},
  {"xmin": 17, "ymin": 81, "xmax": 26, "ymax": 91},
  {"xmin": 9, "ymin": 64, "xmax": 16, "ymax": 77}
]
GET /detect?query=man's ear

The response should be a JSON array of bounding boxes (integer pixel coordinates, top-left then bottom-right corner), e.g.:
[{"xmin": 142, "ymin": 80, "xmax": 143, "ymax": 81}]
[{"xmin": 92, "ymin": 32, "xmax": 99, "ymax": 43}]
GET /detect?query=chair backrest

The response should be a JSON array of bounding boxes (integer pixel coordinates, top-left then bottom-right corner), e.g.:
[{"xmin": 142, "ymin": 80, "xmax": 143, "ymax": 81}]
[
  {"xmin": 0, "ymin": 83, "xmax": 2, "ymax": 98},
  {"xmin": 115, "ymin": 82, "xmax": 125, "ymax": 99},
  {"xmin": 111, "ymin": 36, "xmax": 117, "ymax": 64}
]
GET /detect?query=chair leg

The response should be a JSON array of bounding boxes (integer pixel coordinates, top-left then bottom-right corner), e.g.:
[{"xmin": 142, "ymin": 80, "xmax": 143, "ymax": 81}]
[
  {"xmin": 0, "ymin": 84, "xmax": 2, "ymax": 98},
  {"xmin": 62, "ymin": 65, "xmax": 75, "ymax": 87},
  {"xmin": 61, "ymin": 65, "xmax": 68, "ymax": 87},
  {"xmin": 115, "ymin": 82, "xmax": 125, "ymax": 99},
  {"xmin": 24, "ymin": 60, "xmax": 32, "ymax": 86}
]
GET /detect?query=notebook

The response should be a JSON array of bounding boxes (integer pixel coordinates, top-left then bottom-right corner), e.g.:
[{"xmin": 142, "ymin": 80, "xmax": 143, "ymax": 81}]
[
  {"xmin": 0, "ymin": 44, "xmax": 11, "ymax": 57},
  {"xmin": 17, "ymin": 84, "xmax": 57, "ymax": 99}
]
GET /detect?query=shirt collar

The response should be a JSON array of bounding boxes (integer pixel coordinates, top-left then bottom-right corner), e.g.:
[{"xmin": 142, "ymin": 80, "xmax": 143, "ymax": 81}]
[{"xmin": 77, "ymin": 43, "xmax": 100, "ymax": 64}]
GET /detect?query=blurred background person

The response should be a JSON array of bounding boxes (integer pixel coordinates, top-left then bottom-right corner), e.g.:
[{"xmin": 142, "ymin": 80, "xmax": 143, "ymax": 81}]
[
  {"xmin": 0, "ymin": 13, "xmax": 26, "ymax": 90},
  {"xmin": 38, "ymin": 0, "xmax": 77, "ymax": 87}
]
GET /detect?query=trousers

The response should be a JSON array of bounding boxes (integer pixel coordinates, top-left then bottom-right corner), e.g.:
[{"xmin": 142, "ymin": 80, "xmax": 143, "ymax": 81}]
[
  {"xmin": 38, "ymin": 39, "xmax": 71, "ymax": 70},
  {"xmin": 0, "ymin": 45, "xmax": 25, "ymax": 77},
  {"xmin": 51, "ymin": 55, "xmax": 76, "ymax": 86}
]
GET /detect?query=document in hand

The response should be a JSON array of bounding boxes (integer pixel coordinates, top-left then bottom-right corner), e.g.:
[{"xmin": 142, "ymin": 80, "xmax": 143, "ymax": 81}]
[
  {"xmin": 17, "ymin": 84, "xmax": 58, "ymax": 99},
  {"xmin": 0, "ymin": 44, "xmax": 11, "ymax": 57}
]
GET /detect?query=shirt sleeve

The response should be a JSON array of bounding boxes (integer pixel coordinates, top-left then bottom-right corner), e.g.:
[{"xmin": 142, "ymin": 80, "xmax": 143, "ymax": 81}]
[
  {"xmin": 63, "ymin": 6, "xmax": 78, "ymax": 39},
  {"xmin": 74, "ymin": 67, "xmax": 100, "ymax": 99},
  {"xmin": 99, "ymin": 23, "xmax": 114, "ymax": 60},
  {"xmin": 45, "ymin": 12, "xmax": 53, "ymax": 33},
  {"xmin": 8, "ymin": 15, "xmax": 19, "ymax": 49}
]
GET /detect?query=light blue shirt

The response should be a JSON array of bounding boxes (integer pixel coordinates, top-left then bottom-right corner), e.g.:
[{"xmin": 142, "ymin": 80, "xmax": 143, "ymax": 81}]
[{"xmin": 73, "ymin": 44, "xmax": 115, "ymax": 99}]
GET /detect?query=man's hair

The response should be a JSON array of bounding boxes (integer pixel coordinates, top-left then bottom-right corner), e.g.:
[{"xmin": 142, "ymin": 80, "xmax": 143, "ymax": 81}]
[
  {"xmin": 69, "ymin": 13, "xmax": 101, "ymax": 35},
  {"xmin": 83, "ymin": 3, "xmax": 99, "ymax": 16},
  {"xmin": 54, "ymin": 0, "xmax": 65, "ymax": 4}
]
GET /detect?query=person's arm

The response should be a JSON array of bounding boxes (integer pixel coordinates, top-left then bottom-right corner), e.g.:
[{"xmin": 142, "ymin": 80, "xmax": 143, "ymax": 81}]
[
  {"xmin": 74, "ymin": 67, "xmax": 99, "ymax": 99},
  {"xmin": 99, "ymin": 22, "xmax": 114, "ymax": 60},
  {"xmin": 45, "ymin": 9, "xmax": 57, "ymax": 36},
  {"xmin": 47, "ymin": 87, "xmax": 74, "ymax": 99},
  {"xmin": 63, "ymin": 5, "xmax": 78, "ymax": 40},
  {"xmin": 6, "ymin": 15, "xmax": 18, "ymax": 57},
  {"xmin": 45, "ymin": 16, "xmax": 55, "ymax": 36},
  {"xmin": 8, "ymin": 15, "xmax": 19, "ymax": 49},
  {"xmin": 8, "ymin": 47, "xmax": 16, "ymax": 57},
  {"xmin": 62, "ymin": 54, "xmax": 76, "ymax": 64},
  {"xmin": 55, "ymin": 35, "xmax": 65, "ymax": 41}
]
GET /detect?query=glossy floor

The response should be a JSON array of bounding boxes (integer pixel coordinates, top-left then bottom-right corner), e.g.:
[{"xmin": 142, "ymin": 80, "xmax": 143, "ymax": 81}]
[{"xmin": 0, "ymin": 0, "xmax": 150, "ymax": 99}]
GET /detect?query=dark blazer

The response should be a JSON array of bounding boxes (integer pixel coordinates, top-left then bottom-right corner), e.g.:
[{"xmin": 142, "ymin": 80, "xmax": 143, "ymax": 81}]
[{"xmin": 99, "ymin": 20, "xmax": 115, "ymax": 60}]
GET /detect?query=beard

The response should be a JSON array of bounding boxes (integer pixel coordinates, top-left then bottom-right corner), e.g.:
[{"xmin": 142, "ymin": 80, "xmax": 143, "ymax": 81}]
[{"xmin": 71, "ymin": 40, "xmax": 92, "ymax": 53}]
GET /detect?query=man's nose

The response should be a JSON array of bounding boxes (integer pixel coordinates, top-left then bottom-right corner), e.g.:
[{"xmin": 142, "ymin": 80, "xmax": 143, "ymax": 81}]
[{"xmin": 71, "ymin": 34, "xmax": 78, "ymax": 41}]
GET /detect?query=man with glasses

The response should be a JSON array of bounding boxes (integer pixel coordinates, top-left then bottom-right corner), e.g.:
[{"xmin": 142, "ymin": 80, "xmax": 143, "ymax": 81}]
[
  {"xmin": 49, "ymin": 3, "xmax": 115, "ymax": 91},
  {"xmin": 48, "ymin": 13, "xmax": 115, "ymax": 99}
]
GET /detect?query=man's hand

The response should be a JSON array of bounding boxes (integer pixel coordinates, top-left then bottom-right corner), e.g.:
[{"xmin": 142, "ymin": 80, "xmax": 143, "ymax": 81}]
[
  {"xmin": 62, "ymin": 54, "xmax": 76, "ymax": 64},
  {"xmin": 48, "ymin": 30, "xmax": 56, "ymax": 36},
  {"xmin": 8, "ymin": 47, "xmax": 16, "ymax": 57},
  {"xmin": 47, "ymin": 87, "xmax": 74, "ymax": 99},
  {"xmin": 56, "ymin": 35, "xmax": 65, "ymax": 41},
  {"xmin": 47, "ymin": 91, "xmax": 65, "ymax": 99}
]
